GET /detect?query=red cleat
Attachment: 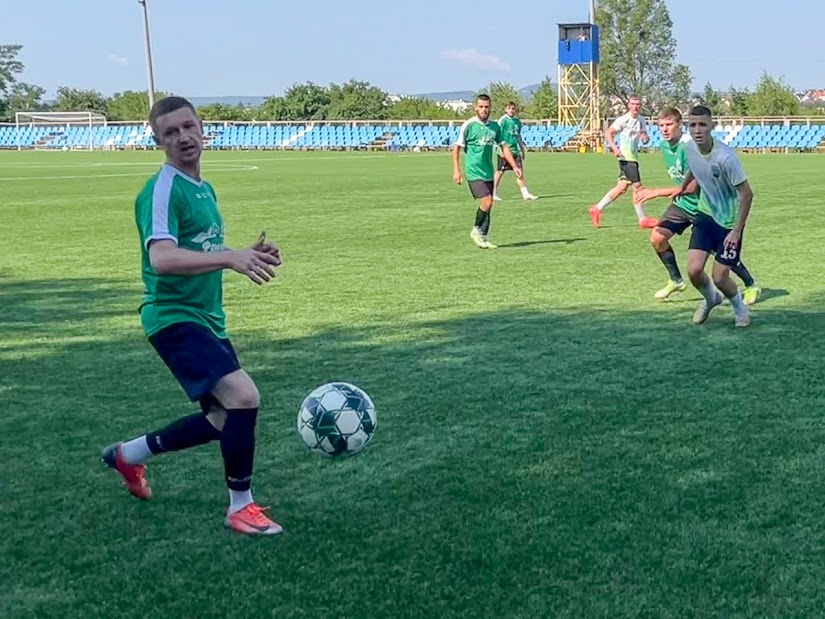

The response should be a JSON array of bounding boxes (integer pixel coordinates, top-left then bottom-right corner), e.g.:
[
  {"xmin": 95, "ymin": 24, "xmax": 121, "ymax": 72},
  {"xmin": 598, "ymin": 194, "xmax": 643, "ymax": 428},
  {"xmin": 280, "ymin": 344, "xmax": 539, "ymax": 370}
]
[
  {"xmin": 101, "ymin": 443, "xmax": 152, "ymax": 500},
  {"xmin": 638, "ymin": 217, "xmax": 659, "ymax": 229},
  {"xmin": 588, "ymin": 205, "xmax": 602, "ymax": 228}
]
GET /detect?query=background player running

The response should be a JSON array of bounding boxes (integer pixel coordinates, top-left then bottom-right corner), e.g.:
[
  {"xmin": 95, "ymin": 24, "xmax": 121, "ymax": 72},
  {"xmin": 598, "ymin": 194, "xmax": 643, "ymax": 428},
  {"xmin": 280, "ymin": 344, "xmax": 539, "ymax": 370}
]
[
  {"xmin": 588, "ymin": 95, "xmax": 658, "ymax": 229},
  {"xmin": 637, "ymin": 106, "xmax": 761, "ymax": 303},
  {"xmin": 453, "ymin": 94, "xmax": 522, "ymax": 249},
  {"xmin": 493, "ymin": 101, "xmax": 538, "ymax": 202}
]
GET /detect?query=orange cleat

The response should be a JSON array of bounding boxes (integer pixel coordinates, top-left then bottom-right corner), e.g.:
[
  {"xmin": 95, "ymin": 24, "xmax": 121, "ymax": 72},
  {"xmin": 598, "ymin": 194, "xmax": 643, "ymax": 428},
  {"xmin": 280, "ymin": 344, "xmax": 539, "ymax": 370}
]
[
  {"xmin": 225, "ymin": 503, "xmax": 283, "ymax": 535},
  {"xmin": 588, "ymin": 205, "xmax": 602, "ymax": 228},
  {"xmin": 101, "ymin": 443, "xmax": 152, "ymax": 500},
  {"xmin": 638, "ymin": 217, "xmax": 659, "ymax": 229}
]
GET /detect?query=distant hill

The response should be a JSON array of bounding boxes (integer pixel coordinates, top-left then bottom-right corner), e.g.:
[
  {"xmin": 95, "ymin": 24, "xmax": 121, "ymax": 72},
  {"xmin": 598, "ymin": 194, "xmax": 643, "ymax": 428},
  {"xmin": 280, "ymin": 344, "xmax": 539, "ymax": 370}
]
[{"xmin": 187, "ymin": 84, "xmax": 547, "ymax": 108}]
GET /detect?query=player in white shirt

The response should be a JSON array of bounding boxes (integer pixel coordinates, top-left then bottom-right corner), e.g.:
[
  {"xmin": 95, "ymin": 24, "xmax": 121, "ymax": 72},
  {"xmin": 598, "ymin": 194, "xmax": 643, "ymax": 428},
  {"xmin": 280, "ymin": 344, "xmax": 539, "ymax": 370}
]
[
  {"xmin": 678, "ymin": 105, "xmax": 753, "ymax": 328},
  {"xmin": 588, "ymin": 95, "xmax": 658, "ymax": 229}
]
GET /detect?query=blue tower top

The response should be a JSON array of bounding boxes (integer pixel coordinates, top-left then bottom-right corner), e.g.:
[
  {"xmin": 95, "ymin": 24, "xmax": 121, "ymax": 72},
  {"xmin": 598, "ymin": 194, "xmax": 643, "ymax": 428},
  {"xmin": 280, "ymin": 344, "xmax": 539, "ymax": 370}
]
[{"xmin": 558, "ymin": 23, "xmax": 600, "ymax": 65}]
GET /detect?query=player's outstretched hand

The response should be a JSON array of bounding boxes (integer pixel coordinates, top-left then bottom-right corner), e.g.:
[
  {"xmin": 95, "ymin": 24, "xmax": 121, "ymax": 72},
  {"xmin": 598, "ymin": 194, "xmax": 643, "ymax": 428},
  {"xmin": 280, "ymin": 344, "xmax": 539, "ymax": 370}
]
[
  {"xmin": 723, "ymin": 230, "xmax": 741, "ymax": 251},
  {"xmin": 227, "ymin": 249, "xmax": 281, "ymax": 285},
  {"xmin": 453, "ymin": 170, "xmax": 462, "ymax": 185}
]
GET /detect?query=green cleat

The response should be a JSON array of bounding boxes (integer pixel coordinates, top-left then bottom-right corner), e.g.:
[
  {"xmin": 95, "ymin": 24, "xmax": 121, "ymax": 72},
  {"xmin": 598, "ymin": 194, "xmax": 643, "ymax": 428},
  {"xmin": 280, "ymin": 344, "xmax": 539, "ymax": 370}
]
[
  {"xmin": 654, "ymin": 279, "xmax": 687, "ymax": 300},
  {"xmin": 742, "ymin": 284, "xmax": 761, "ymax": 305}
]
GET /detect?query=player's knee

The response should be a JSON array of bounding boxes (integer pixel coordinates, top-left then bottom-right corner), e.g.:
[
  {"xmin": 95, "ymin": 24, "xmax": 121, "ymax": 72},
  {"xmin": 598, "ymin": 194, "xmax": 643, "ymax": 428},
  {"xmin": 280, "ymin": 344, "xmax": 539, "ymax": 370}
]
[
  {"xmin": 232, "ymin": 383, "xmax": 260, "ymax": 409},
  {"xmin": 213, "ymin": 370, "xmax": 261, "ymax": 409},
  {"xmin": 650, "ymin": 229, "xmax": 667, "ymax": 249},
  {"xmin": 687, "ymin": 264, "xmax": 705, "ymax": 283}
]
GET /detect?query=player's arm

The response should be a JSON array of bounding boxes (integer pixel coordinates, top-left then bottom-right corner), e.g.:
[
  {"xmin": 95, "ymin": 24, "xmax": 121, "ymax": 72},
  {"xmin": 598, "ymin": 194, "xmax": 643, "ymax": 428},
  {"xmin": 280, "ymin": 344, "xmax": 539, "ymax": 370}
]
[
  {"xmin": 678, "ymin": 170, "xmax": 696, "ymax": 195},
  {"xmin": 724, "ymin": 158, "xmax": 753, "ymax": 249},
  {"xmin": 605, "ymin": 124, "xmax": 621, "ymax": 158},
  {"xmin": 640, "ymin": 118, "xmax": 650, "ymax": 144},
  {"xmin": 149, "ymin": 241, "xmax": 279, "ymax": 284}
]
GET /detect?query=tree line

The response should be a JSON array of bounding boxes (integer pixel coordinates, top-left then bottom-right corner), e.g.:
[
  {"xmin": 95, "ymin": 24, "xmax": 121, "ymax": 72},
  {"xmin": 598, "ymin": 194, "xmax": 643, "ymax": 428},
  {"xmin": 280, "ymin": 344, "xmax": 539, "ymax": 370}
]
[{"xmin": 0, "ymin": 0, "xmax": 814, "ymax": 123}]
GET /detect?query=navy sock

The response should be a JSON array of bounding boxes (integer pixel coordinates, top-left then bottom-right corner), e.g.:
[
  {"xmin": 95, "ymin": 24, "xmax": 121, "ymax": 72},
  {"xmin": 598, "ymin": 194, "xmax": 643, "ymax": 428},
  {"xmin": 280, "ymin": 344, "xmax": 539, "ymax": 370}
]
[
  {"xmin": 474, "ymin": 208, "xmax": 487, "ymax": 230},
  {"xmin": 480, "ymin": 209, "xmax": 491, "ymax": 236},
  {"xmin": 656, "ymin": 245, "xmax": 683, "ymax": 282},
  {"xmin": 146, "ymin": 412, "xmax": 221, "ymax": 455},
  {"xmin": 732, "ymin": 261, "xmax": 755, "ymax": 287},
  {"xmin": 220, "ymin": 408, "xmax": 258, "ymax": 491}
]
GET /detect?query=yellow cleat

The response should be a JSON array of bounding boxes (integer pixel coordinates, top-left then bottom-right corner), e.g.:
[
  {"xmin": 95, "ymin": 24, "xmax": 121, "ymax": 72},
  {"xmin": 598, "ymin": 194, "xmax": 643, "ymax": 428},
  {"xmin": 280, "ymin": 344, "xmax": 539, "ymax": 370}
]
[
  {"xmin": 654, "ymin": 279, "xmax": 687, "ymax": 300},
  {"xmin": 743, "ymin": 285, "xmax": 761, "ymax": 305}
]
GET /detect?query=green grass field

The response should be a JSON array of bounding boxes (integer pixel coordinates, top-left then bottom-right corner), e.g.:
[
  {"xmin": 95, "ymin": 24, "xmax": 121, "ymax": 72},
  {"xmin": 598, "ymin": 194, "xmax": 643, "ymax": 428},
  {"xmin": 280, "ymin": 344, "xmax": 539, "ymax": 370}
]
[{"xmin": 2, "ymin": 149, "xmax": 825, "ymax": 618}]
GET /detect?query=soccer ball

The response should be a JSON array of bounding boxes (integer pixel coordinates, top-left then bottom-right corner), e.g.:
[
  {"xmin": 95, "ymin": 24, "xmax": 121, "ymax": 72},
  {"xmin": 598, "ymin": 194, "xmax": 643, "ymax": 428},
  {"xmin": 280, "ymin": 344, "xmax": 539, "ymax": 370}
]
[{"xmin": 297, "ymin": 382, "xmax": 377, "ymax": 456}]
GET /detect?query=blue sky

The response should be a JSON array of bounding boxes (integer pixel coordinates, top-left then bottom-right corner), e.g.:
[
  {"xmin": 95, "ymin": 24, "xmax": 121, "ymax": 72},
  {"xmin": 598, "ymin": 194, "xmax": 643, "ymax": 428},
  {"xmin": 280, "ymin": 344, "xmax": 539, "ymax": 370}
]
[{"xmin": 3, "ymin": 0, "xmax": 823, "ymax": 98}]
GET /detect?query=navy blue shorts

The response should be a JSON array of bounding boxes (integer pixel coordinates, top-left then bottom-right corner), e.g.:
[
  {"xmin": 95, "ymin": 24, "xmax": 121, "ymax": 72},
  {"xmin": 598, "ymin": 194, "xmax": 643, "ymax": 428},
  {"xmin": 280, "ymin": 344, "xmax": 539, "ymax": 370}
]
[{"xmin": 148, "ymin": 322, "xmax": 241, "ymax": 405}]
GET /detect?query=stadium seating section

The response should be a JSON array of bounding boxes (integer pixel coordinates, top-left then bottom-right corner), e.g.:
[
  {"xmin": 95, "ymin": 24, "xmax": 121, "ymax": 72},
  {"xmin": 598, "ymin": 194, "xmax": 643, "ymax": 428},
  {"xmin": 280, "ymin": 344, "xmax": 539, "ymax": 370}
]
[{"xmin": 1, "ymin": 122, "xmax": 824, "ymax": 151}]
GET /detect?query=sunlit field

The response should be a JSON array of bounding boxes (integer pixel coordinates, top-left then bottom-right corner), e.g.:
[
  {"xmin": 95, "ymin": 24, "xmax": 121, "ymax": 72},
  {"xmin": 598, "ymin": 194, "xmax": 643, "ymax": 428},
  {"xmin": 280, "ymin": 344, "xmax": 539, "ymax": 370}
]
[{"xmin": 2, "ymin": 149, "xmax": 824, "ymax": 617}]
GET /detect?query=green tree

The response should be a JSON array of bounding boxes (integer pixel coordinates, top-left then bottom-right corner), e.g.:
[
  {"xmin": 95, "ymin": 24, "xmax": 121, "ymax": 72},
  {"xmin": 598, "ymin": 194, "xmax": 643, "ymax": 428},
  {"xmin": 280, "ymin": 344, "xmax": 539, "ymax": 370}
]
[
  {"xmin": 107, "ymin": 90, "xmax": 168, "ymax": 120},
  {"xmin": 0, "ymin": 44, "xmax": 26, "ymax": 119},
  {"xmin": 53, "ymin": 86, "xmax": 109, "ymax": 115},
  {"xmin": 386, "ymin": 96, "xmax": 464, "ymax": 120},
  {"xmin": 727, "ymin": 85, "xmax": 750, "ymax": 116},
  {"xmin": 257, "ymin": 95, "xmax": 289, "ymax": 121},
  {"xmin": 526, "ymin": 77, "xmax": 558, "ymax": 119},
  {"xmin": 746, "ymin": 72, "xmax": 800, "ymax": 116},
  {"xmin": 282, "ymin": 82, "xmax": 331, "ymax": 120},
  {"xmin": 327, "ymin": 79, "xmax": 389, "ymax": 120},
  {"xmin": 484, "ymin": 82, "xmax": 524, "ymax": 119},
  {"xmin": 596, "ymin": 0, "xmax": 692, "ymax": 113},
  {"xmin": 196, "ymin": 102, "xmax": 253, "ymax": 121},
  {"xmin": 700, "ymin": 82, "xmax": 724, "ymax": 115},
  {"xmin": 4, "ymin": 82, "xmax": 47, "ymax": 118}
]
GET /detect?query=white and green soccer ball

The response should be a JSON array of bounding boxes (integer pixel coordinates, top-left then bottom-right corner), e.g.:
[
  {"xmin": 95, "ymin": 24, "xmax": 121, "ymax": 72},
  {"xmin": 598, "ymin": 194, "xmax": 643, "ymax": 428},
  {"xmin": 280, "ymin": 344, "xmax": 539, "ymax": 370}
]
[{"xmin": 297, "ymin": 382, "xmax": 377, "ymax": 456}]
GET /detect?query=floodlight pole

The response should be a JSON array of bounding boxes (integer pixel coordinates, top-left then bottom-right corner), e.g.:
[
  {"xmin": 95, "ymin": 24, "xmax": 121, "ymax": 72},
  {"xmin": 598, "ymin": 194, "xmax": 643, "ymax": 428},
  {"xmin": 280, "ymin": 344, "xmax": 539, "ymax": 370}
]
[{"xmin": 139, "ymin": 0, "xmax": 157, "ymax": 111}]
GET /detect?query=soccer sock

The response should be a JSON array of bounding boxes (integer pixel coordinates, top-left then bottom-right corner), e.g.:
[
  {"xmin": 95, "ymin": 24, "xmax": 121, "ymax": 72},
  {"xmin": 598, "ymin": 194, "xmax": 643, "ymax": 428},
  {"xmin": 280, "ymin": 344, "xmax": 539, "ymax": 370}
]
[
  {"xmin": 139, "ymin": 412, "xmax": 222, "ymax": 459},
  {"xmin": 698, "ymin": 276, "xmax": 719, "ymax": 304},
  {"xmin": 732, "ymin": 262, "xmax": 755, "ymax": 287},
  {"xmin": 727, "ymin": 290, "xmax": 746, "ymax": 312},
  {"xmin": 120, "ymin": 436, "xmax": 154, "ymax": 465},
  {"xmin": 480, "ymin": 209, "xmax": 492, "ymax": 236},
  {"xmin": 656, "ymin": 245, "xmax": 683, "ymax": 282},
  {"xmin": 474, "ymin": 208, "xmax": 487, "ymax": 230},
  {"xmin": 596, "ymin": 193, "xmax": 612, "ymax": 211},
  {"xmin": 229, "ymin": 489, "xmax": 254, "ymax": 513},
  {"xmin": 633, "ymin": 202, "xmax": 646, "ymax": 220},
  {"xmin": 220, "ymin": 408, "xmax": 258, "ymax": 508},
  {"xmin": 520, "ymin": 186, "xmax": 531, "ymax": 198}
]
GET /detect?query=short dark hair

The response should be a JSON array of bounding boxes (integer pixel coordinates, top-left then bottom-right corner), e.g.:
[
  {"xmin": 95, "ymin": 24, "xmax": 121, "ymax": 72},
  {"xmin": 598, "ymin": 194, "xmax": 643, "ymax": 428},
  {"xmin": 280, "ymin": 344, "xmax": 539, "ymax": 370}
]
[
  {"xmin": 476, "ymin": 93, "xmax": 491, "ymax": 103},
  {"xmin": 658, "ymin": 106, "xmax": 682, "ymax": 122},
  {"xmin": 506, "ymin": 101, "xmax": 517, "ymax": 107},
  {"xmin": 149, "ymin": 96, "xmax": 197, "ymax": 132},
  {"xmin": 689, "ymin": 105, "xmax": 713, "ymax": 118}
]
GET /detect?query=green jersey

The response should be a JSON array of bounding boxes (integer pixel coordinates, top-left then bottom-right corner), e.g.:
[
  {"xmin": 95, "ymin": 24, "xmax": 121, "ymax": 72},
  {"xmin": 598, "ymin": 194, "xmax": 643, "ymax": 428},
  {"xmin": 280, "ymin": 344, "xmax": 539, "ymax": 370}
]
[
  {"xmin": 497, "ymin": 114, "xmax": 522, "ymax": 157},
  {"xmin": 660, "ymin": 136, "xmax": 699, "ymax": 214},
  {"xmin": 455, "ymin": 117, "xmax": 506, "ymax": 181},
  {"xmin": 135, "ymin": 164, "xmax": 227, "ymax": 339}
]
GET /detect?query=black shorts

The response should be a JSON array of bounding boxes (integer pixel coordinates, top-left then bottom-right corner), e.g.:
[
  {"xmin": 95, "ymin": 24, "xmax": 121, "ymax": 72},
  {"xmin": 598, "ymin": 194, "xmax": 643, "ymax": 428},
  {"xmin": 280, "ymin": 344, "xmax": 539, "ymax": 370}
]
[
  {"xmin": 497, "ymin": 154, "xmax": 522, "ymax": 172},
  {"xmin": 149, "ymin": 321, "xmax": 241, "ymax": 405},
  {"xmin": 657, "ymin": 203, "xmax": 695, "ymax": 235},
  {"xmin": 688, "ymin": 212, "xmax": 743, "ymax": 266},
  {"xmin": 618, "ymin": 160, "xmax": 641, "ymax": 184},
  {"xmin": 468, "ymin": 180, "xmax": 494, "ymax": 199}
]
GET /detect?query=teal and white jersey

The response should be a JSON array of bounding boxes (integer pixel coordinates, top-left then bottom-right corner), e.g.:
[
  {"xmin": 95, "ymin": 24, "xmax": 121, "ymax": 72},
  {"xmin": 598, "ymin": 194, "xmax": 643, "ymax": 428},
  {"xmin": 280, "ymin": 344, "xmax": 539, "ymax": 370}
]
[
  {"xmin": 684, "ymin": 138, "xmax": 748, "ymax": 229},
  {"xmin": 609, "ymin": 112, "xmax": 647, "ymax": 162}
]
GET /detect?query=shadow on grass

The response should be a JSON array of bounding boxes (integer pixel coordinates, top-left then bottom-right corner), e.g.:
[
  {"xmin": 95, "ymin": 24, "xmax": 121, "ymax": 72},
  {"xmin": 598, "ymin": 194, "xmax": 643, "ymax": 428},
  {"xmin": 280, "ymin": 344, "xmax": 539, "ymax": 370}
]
[
  {"xmin": 497, "ymin": 237, "xmax": 586, "ymax": 249},
  {"xmin": 2, "ymin": 278, "xmax": 825, "ymax": 618}
]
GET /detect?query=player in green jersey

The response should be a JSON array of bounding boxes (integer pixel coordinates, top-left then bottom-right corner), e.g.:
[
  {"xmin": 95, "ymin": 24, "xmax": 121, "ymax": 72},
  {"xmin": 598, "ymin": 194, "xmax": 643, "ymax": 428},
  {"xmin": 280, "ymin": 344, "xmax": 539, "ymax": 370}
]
[
  {"xmin": 637, "ymin": 107, "xmax": 760, "ymax": 304},
  {"xmin": 453, "ymin": 94, "xmax": 522, "ymax": 249},
  {"xmin": 100, "ymin": 96, "xmax": 284, "ymax": 535},
  {"xmin": 493, "ymin": 101, "xmax": 538, "ymax": 202}
]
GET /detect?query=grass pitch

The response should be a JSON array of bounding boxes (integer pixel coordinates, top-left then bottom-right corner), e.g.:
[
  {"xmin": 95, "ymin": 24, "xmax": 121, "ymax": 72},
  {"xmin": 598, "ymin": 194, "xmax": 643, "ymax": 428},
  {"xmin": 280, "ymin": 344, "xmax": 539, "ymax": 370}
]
[{"xmin": 2, "ymin": 149, "xmax": 824, "ymax": 617}]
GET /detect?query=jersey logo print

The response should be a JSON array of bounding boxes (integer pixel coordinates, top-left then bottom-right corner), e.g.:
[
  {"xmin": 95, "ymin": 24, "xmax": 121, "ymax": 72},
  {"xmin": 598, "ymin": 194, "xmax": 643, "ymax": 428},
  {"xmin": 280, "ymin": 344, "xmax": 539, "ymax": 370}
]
[{"xmin": 191, "ymin": 224, "xmax": 224, "ymax": 252}]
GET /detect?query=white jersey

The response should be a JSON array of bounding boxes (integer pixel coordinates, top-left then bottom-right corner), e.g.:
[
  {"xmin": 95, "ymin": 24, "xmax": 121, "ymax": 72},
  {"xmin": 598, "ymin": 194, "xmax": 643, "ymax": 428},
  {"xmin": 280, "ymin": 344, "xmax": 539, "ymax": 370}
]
[
  {"xmin": 609, "ymin": 112, "xmax": 647, "ymax": 162},
  {"xmin": 684, "ymin": 138, "xmax": 747, "ymax": 229}
]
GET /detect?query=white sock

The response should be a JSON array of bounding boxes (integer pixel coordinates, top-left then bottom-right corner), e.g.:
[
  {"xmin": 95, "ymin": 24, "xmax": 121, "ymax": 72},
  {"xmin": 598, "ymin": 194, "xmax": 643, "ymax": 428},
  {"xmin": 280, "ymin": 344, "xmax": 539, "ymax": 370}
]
[
  {"xmin": 229, "ymin": 489, "xmax": 254, "ymax": 513},
  {"xmin": 729, "ymin": 291, "xmax": 746, "ymax": 312},
  {"xmin": 120, "ymin": 436, "xmax": 153, "ymax": 465},
  {"xmin": 698, "ymin": 278, "xmax": 719, "ymax": 304},
  {"xmin": 520, "ymin": 186, "xmax": 530, "ymax": 197},
  {"xmin": 596, "ymin": 194, "xmax": 612, "ymax": 210},
  {"xmin": 633, "ymin": 203, "xmax": 646, "ymax": 220}
]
